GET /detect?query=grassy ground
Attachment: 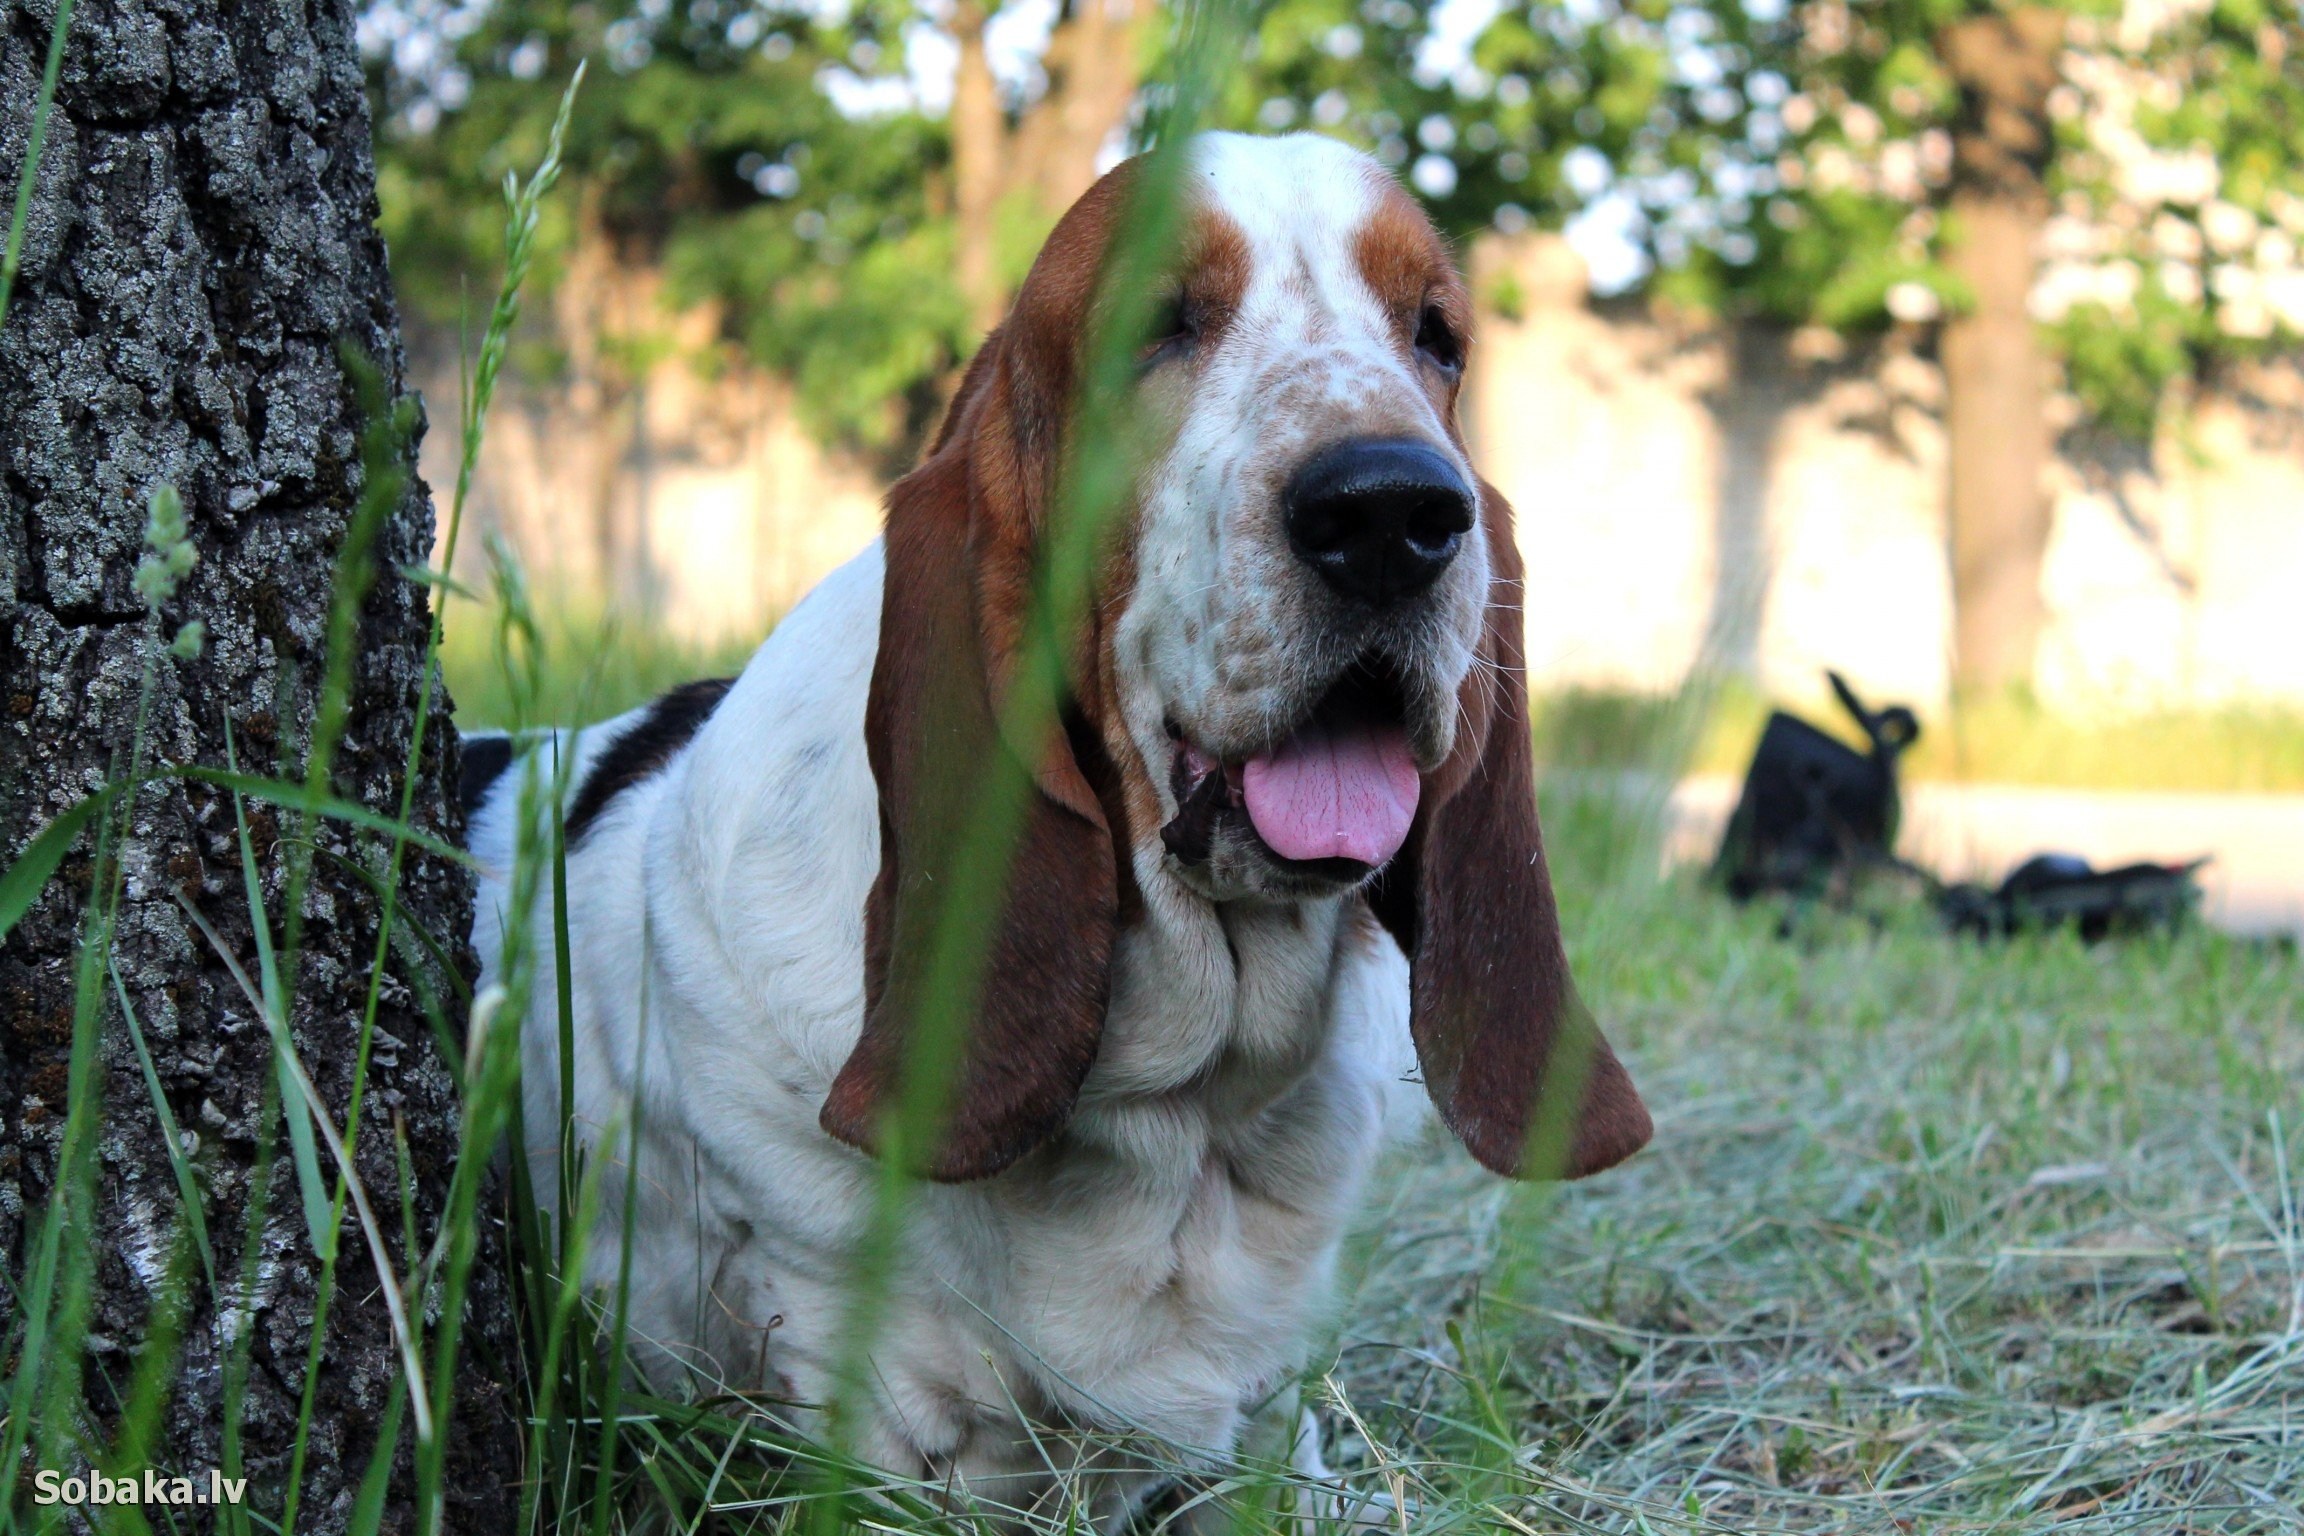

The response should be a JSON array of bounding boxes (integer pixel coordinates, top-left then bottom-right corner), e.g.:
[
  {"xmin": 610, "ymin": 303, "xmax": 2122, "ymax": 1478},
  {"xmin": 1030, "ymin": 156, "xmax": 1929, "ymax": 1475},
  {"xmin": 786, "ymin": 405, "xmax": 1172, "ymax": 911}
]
[
  {"xmin": 435, "ymin": 601, "xmax": 2304, "ymax": 1530},
  {"xmin": 1313, "ymin": 786, "xmax": 2304, "ymax": 1533},
  {"xmin": 436, "ymin": 595, "xmax": 765, "ymax": 731},
  {"xmin": 1531, "ymin": 684, "xmax": 2304, "ymax": 796}
]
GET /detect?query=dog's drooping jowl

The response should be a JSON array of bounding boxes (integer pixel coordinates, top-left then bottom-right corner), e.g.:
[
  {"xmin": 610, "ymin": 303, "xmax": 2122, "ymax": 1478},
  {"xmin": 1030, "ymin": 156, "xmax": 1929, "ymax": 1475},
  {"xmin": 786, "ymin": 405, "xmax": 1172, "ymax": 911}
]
[{"xmin": 466, "ymin": 130, "xmax": 1650, "ymax": 1526}]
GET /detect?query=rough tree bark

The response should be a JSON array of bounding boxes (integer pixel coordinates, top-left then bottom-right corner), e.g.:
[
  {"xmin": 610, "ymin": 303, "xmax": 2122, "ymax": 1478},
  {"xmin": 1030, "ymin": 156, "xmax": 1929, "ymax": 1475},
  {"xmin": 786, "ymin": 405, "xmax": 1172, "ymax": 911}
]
[
  {"xmin": 1938, "ymin": 7, "xmax": 2065, "ymax": 694},
  {"xmin": 0, "ymin": 0, "xmax": 516, "ymax": 1527}
]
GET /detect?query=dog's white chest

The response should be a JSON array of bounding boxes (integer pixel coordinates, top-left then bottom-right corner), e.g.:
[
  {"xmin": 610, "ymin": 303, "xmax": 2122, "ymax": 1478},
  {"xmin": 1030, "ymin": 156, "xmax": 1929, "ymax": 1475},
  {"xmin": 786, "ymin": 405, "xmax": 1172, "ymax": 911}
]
[{"xmin": 758, "ymin": 896, "xmax": 1399, "ymax": 1482}]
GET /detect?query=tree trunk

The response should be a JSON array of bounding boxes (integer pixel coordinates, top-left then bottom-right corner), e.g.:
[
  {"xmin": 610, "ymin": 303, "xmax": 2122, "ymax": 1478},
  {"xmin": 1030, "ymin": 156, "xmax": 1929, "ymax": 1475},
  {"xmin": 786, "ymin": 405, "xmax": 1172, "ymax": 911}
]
[
  {"xmin": 1938, "ymin": 7, "xmax": 2064, "ymax": 694},
  {"xmin": 951, "ymin": 0, "xmax": 1007, "ymax": 337},
  {"xmin": 0, "ymin": 0, "xmax": 516, "ymax": 1527},
  {"xmin": 1011, "ymin": 0, "xmax": 1148, "ymax": 214},
  {"xmin": 951, "ymin": 0, "xmax": 1148, "ymax": 337}
]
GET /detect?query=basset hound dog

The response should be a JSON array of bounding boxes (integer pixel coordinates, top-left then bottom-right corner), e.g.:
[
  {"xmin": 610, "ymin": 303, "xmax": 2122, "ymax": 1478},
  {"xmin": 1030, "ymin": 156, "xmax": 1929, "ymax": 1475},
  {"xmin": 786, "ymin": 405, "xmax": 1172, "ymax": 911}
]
[{"xmin": 465, "ymin": 130, "xmax": 1650, "ymax": 1525}]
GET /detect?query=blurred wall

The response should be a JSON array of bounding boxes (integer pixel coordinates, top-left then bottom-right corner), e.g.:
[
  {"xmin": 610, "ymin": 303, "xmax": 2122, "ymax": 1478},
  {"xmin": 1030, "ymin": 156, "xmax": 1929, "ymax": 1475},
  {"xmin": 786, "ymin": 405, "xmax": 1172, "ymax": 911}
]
[
  {"xmin": 421, "ymin": 238, "xmax": 2304, "ymax": 711},
  {"xmin": 412, "ymin": 257, "xmax": 885, "ymax": 645},
  {"xmin": 1469, "ymin": 234, "xmax": 2304, "ymax": 713}
]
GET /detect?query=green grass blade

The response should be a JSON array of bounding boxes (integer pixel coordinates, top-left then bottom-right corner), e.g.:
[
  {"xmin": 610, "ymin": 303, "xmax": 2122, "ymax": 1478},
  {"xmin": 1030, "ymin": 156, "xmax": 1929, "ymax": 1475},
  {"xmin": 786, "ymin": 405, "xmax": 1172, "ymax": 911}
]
[
  {"xmin": 220, "ymin": 738, "xmax": 336, "ymax": 1267},
  {"xmin": 0, "ymin": 786, "xmax": 117, "ymax": 944},
  {"xmin": 551, "ymin": 739, "xmax": 578, "ymax": 1278},
  {"xmin": 24, "ymin": 797, "xmax": 129, "ymax": 1503},
  {"xmin": 178, "ymin": 767, "xmax": 477, "ymax": 868},
  {"xmin": 345, "ymin": 1383, "xmax": 408, "ymax": 1536},
  {"xmin": 274, "ymin": 1047, "xmax": 335, "ymax": 1263},
  {"xmin": 0, "ymin": 0, "xmax": 75, "ymax": 327},
  {"xmin": 0, "ymin": 1160, "xmax": 69, "ymax": 1517},
  {"xmin": 173, "ymin": 887, "xmax": 436, "ymax": 1442},
  {"xmin": 808, "ymin": 17, "xmax": 1250, "ymax": 1527},
  {"xmin": 585, "ymin": 953, "xmax": 647, "ymax": 1536},
  {"xmin": 214, "ymin": 1074, "xmax": 281, "ymax": 1536},
  {"xmin": 101, "ymin": 1222, "xmax": 198, "ymax": 1512}
]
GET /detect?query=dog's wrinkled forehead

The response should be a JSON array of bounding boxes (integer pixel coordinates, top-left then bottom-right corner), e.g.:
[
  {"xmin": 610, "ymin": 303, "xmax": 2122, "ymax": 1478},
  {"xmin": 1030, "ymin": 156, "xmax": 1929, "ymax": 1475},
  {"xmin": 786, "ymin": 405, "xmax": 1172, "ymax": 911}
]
[
  {"xmin": 1193, "ymin": 132, "xmax": 1382, "ymax": 318},
  {"xmin": 1182, "ymin": 133, "xmax": 1457, "ymax": 418}
]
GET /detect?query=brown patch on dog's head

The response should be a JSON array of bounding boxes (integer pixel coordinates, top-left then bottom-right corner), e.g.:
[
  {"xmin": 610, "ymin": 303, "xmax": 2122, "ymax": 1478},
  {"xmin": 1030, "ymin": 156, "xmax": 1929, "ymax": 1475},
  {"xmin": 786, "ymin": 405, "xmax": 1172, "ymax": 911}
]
[{"xmin": 1352, "ymin": 177, "xmax": 1474, "ymax": 426}]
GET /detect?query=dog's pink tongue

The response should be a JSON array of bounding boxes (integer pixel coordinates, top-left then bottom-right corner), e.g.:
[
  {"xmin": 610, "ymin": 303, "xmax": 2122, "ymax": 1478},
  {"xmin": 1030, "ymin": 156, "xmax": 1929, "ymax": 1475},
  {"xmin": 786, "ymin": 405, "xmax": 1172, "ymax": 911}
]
[{"xmin": 1242, "ymin": 719, "xmax": 1420, "ymax": 866}]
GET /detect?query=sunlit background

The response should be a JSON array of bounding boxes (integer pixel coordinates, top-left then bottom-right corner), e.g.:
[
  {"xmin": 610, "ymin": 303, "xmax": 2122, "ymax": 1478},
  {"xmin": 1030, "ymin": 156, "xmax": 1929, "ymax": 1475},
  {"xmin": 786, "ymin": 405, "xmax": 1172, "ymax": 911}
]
[{"xmin": 359, "ymin": 0, "xmax": 2304, "ymax": 934}]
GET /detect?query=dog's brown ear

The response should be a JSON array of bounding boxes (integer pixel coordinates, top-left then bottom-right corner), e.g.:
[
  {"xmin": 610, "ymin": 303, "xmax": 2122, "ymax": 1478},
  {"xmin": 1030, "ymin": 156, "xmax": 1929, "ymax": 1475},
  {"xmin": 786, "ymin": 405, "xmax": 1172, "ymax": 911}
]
[
  {"xmin": 1368, "ymin": 484, "xmax": 1651, "ymax": 1179},
  {"xmin": 823, "ymin": 170, "xmax": 1144, "ymax": 1180},
  {"xmin": 818, "ymin": 396, "xmax": 1118, "ymax": 1182}
]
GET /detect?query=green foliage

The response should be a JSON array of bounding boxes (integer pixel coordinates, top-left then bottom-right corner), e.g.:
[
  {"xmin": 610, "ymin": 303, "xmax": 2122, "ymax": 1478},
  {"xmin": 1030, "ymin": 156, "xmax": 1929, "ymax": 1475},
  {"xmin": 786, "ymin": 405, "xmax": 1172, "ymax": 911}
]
[
  {"xmin": 1221, "ymin": 0, "xmax": 1696, "ymax": 241},
  {"xmin": 370, "ymin": 0, "xmax": 2304, "ymax": 455},
  {"xmin": 373, "ymin": 0, "xmax": 967, "ymax": 450},
  {"xmin": 2049, "ymin": 282, "xmax": 2198, "ymax": 438}
]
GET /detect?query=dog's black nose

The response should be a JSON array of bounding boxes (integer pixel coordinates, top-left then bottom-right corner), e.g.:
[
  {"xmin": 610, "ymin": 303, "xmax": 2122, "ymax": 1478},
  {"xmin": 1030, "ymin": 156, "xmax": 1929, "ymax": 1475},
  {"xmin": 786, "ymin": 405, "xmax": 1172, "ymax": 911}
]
[{"xmin": 1283, "ymin": 439, "xmax": 1474, "ymax": 608}]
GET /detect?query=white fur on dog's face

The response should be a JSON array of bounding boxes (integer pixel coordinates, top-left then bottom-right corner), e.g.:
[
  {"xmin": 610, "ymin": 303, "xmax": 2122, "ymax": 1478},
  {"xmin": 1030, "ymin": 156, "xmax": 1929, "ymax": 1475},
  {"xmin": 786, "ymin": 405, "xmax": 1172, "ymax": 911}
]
[{"xmin": 1110, "ymin": 132, "xmax": 1489, "ymax": 899}]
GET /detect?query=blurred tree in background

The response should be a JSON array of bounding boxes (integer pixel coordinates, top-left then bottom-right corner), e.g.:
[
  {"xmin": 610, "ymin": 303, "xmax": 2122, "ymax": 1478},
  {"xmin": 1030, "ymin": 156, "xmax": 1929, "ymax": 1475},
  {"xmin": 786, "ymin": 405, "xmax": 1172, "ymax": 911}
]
[
  {"xmin": 369, "ymin": 0, "xmax": 968, "ymax": 453},
  {"xmin": 367, "ymin": 0, "xmax": 2302, "ymax": 682},
  {"xmin": 1702, "ymin": 0, "xmax": 2304, "ymax": 690}
]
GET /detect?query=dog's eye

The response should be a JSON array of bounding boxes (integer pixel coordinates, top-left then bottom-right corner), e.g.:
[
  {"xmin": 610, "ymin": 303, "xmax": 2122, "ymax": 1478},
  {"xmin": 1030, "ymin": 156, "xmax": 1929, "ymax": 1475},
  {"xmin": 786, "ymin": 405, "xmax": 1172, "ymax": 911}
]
[
  {"xmin": 1141, "ymin": 291, "xmax": 1196, "ymax": 367},
  {"xmin": 1415, "ymin": 304, "xmax": 1463, "ymax": 373}
]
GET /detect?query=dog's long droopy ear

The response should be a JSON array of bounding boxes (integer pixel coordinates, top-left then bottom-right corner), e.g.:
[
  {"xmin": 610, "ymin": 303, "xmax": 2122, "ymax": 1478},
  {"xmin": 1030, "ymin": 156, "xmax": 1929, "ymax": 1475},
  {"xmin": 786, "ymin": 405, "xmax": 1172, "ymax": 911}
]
[
  {"xmin": 1369, "ymin": 484, "xmax": 1652, "ymax": 1179},
  {"xmin": 818, "ymin": 378, "xmax": 1118, "ymax": 1184}
]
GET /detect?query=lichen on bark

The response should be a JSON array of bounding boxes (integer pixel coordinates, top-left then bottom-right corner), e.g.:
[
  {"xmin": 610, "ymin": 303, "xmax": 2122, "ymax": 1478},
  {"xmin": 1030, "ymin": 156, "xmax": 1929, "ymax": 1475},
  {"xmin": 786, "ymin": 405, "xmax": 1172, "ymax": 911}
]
[{"xmin": 0, "ymin": 0, "xmax": 515, "ymax": 1525}]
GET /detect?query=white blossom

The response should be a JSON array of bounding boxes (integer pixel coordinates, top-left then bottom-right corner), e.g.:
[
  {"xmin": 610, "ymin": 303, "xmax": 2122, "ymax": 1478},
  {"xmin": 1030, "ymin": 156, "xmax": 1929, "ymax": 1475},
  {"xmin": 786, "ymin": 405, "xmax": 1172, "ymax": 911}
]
[
  {"xmin": 2200, "ymin": 200, "xmax": 2259, "ymax": 255},
  {"xmin": 2149, "ymin": 213, "xmax": 2202, "ymax": 261},
  {"xmin": 1885, "ymin": 280, "xmax": 1940, "ymax": 322},
  {"xmin": 2157, "ymin": 260, "xmax": 2203, "ymax": 306},
  {"xmin": 2264, "ymin": 269, "xmax": 2304, "ymax": 331},
  {"xmin": 2117, "ymin": 0, "xmax": 2213, "ymax": 52},
  {"xmin": 1879, "ymin": 139, "xmax": 1921, "ymax": 201}
]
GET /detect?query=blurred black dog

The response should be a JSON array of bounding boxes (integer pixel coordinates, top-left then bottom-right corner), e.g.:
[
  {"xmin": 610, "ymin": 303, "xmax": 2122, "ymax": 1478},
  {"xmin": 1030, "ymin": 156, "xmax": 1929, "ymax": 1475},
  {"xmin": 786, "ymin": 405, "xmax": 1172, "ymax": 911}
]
[
  {"xmin": 1713, "ymin": 672, "xmax": 2201, "ymax": 938},
  {"xmin": 1712, "ymin": 670, "xmax": 1917, "ymax": 902}
]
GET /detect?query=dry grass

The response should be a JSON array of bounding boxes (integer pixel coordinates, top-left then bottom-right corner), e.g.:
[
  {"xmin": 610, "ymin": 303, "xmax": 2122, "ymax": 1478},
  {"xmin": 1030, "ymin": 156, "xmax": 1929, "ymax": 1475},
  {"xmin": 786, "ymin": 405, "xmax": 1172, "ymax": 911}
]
[
  {"xmin": 1313, "ymin": 781, "xmax": 2304, "ymax": 1534},
  {"xmin": 433, "ymin": 605, "xmax": 2304, "ymax": 1532}
]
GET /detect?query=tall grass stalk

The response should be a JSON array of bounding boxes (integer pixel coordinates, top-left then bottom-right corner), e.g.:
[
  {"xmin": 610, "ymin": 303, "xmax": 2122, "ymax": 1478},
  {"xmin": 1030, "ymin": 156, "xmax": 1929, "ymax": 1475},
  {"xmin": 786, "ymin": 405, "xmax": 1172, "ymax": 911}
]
[
  {"xmin": 278, "ymin": 67, "xmax": 585, "ymax": 1533},
  {"xmin": 0, "ymin": 59, "xmax": 585, "ymax": 1536},
  {"xmin": 0, "ymin": 0, "xmax": 74, "ymax": 327},
  {"xmin": 0, "ymin": 485, "xmax": 218, "ymax": 1521},
  {"xmin": 4, "ymin": 815, "xmax": 112, "ymax": 1518},
  {"xmin": 803, "ymin": 8, "xmax": 1252, "ymax": 1527},
  {"xmin": 472, "ymin": 547, "xmax": 616, "ymax": 1536}
]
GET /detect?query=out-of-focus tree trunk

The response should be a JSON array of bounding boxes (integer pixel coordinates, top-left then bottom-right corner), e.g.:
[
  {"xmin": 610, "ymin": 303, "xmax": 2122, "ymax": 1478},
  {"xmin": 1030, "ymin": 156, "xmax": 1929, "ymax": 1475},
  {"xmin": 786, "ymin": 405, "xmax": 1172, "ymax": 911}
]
[
  {"xmin": 0, "ymin": 0, "xmax": 516, "ymax": 1526},
  {"xmin": 950, "ymin": 0, "xmax": 1150, "ymax": 335},
  {"xmin": 1937, "ymin": 7, "xmax": 2064, "ymax": 694},
  {"xmin": 1012, "ymin": 0, "xmax": 1148, "ymax": 213},
  {"xmin": 953, "ymin": 0, "xmax": 1008, "ymax": 336}
]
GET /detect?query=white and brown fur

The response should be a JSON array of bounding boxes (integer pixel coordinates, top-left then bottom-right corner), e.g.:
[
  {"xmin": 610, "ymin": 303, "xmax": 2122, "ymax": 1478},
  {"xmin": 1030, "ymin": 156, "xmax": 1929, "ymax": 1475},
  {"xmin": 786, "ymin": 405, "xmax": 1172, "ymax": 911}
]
[{"xmin": 465, "ymin": 132, "xmax": 1650, "ymax": 1526}]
